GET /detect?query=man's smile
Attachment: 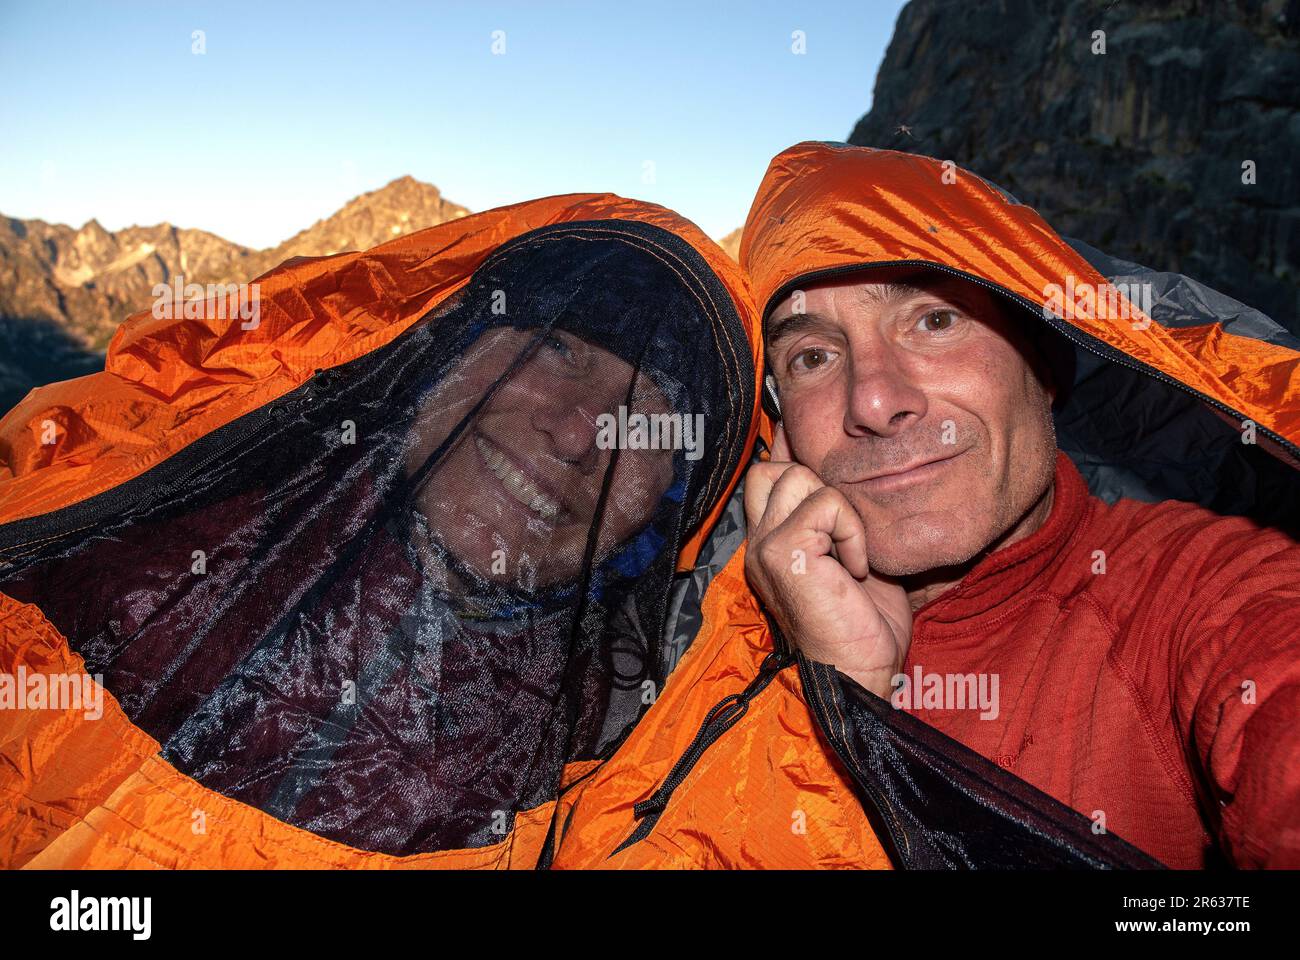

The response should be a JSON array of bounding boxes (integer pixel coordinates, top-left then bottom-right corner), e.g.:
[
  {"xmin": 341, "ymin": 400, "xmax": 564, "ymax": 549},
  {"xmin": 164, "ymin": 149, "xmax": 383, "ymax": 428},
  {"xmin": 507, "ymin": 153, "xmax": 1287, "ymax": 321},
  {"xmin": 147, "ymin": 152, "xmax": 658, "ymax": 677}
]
[
  {"xmin": 838, "ymin": 448, "xmax": 970, "ymax": 496},
  {"xmin": 473, "ymin": 433, "xmax": 567, "ymax": 523}
]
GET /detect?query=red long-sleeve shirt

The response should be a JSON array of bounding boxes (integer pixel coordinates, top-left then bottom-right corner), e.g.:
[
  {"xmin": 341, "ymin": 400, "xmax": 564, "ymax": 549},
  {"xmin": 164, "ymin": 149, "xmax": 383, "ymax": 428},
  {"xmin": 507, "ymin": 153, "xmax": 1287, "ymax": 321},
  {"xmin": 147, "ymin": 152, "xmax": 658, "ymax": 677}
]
[{"xmin": 901, "ymin": 449, "xmax": 1300, "ymax": 868}]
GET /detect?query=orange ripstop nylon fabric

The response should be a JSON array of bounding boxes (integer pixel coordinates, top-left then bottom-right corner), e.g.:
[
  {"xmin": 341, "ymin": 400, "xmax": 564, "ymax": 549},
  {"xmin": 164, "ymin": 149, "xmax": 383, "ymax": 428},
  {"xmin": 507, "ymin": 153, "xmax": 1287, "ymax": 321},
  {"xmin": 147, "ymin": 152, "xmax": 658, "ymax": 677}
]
[{"xmin": 550, "ymin": 543, "xmax": 893, "ymax": 870}]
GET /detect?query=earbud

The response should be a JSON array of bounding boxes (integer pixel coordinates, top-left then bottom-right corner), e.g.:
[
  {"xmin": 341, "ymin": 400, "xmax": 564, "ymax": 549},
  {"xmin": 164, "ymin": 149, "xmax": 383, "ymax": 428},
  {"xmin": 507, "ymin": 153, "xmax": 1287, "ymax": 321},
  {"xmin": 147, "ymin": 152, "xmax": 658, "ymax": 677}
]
[{"xmin": 762, "ymin": 373, "xmax": 782, "ymax": 422}]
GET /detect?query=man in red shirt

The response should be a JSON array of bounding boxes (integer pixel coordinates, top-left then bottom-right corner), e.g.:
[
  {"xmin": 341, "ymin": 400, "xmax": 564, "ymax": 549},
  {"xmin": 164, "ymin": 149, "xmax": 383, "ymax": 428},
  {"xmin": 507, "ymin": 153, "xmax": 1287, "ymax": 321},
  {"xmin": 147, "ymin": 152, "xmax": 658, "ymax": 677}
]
[{"xmin": 741, "ymin": 142, "xmax": 1300, "ymax": 868}]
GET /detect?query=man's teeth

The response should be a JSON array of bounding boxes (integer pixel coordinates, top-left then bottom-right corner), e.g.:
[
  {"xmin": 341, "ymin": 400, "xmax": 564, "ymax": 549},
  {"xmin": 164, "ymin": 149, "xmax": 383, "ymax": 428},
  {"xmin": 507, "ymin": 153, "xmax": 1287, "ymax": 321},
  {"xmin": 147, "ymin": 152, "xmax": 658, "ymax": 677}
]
[{"xmin": 474, "ymin": 435, "xmax": 561, "ymax": 521}]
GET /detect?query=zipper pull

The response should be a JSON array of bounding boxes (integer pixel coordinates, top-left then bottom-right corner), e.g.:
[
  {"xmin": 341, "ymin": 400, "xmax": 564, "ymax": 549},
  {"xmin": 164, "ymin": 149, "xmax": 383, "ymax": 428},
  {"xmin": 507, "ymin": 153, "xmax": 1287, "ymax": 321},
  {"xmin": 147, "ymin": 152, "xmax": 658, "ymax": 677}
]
[
  {"xmin": 631, "ymin": 649, "xmax": 794, "ymax": 821},
  {"xmin": 632, "ymin": 691, "xmax": 746, "ymax": 819}
]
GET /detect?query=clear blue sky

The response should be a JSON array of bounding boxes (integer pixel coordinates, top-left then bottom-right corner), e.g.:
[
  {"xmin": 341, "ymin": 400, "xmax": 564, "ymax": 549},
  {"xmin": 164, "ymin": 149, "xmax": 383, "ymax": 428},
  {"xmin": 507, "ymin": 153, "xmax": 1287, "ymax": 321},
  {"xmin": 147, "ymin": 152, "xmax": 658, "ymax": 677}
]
[{"xmin": 0, "ymin": 0, "xmax": 905, "ymax": 248}]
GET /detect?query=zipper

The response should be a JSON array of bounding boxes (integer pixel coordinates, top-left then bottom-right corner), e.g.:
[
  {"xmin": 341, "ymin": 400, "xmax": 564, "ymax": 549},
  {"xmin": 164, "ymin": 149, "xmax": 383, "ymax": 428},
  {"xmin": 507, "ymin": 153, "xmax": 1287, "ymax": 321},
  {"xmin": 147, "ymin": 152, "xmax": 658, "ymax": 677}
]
[
  {"xmin": 150, "ymin": 369, "xmax": 341, "ymax": 501},
  {"xmin": 764, "ymin": 260, "xmax": 1300, "ymax": 464},
  {"xmin": 0, "ymin": 374, "xmax": 328, "ymax": 557},
  {"xmin": 150, "ymin": 408, "xmax": 278, "ymax": 503},
  {"xmin": 796, "ymin": 653, "xmax": 912, "ymax": 865},
  {"xmin": 610, "ymin": 642, "xmax": 795, "ymax": 856}
]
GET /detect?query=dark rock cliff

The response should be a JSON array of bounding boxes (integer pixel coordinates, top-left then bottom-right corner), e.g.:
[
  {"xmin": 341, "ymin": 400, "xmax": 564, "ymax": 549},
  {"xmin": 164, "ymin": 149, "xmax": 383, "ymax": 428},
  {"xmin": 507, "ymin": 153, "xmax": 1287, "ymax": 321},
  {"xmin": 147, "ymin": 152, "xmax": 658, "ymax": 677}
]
[{"xmin": 848, "ymin": 0, "xmax": 1299, "ymax": 329}]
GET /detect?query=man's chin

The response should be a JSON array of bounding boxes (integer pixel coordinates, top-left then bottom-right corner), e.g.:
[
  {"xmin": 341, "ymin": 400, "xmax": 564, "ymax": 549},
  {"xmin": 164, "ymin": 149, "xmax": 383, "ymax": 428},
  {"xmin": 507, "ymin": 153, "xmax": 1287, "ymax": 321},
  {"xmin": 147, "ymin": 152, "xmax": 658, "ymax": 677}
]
[
  {"xmin": 427, "ymin": 522, "xmax": 588, "ymax": 593},
  {"xmin": 868, "ymin": 553, "xmax": 969, "ymax": 578},
  {"xmin": 862, "ymin": 521, "xmax": 987, "ymax": 578}
]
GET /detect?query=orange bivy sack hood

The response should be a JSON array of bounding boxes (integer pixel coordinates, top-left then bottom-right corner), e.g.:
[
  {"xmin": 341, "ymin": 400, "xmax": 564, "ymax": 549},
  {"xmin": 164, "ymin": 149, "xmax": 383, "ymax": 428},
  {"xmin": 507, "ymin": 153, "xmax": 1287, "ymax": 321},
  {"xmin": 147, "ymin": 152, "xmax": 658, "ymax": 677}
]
[{"xmin": 0, "ymin": 196, "xmax": 761, "ymax": 868}]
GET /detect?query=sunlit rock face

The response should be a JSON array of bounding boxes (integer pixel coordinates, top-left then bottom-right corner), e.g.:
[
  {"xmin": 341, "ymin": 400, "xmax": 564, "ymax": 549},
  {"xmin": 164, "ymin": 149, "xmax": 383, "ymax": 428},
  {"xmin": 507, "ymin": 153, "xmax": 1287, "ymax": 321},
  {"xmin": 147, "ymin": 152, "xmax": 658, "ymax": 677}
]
[{"xmin": 0, "ymin": 176, "xmax": 469, "ymax": 410}]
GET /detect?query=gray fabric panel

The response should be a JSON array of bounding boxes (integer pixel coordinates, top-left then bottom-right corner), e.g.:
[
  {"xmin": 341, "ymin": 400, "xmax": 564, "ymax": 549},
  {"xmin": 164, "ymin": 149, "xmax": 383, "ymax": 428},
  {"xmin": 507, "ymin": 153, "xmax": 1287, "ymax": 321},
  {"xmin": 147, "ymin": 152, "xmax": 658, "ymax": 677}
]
[
  {"xmin": 1044, "ymin": 238, "xmax": 1300, "ymax": 535},
  {"xmin": 1064, "ymin": 236, "xmax": 1300, "ymax": 350},
  {"xmin": 660, "ymin": 467, "xmax": 749, "ymax": 680}
]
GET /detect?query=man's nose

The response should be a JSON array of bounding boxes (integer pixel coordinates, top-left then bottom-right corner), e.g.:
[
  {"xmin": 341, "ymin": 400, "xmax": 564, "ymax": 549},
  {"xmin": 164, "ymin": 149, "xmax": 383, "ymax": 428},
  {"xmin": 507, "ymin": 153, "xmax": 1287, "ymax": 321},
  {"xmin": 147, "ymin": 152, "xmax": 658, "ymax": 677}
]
[
  {"xmin": 531, "ymin": 395, "xmax": 602, "ymax": 471},
  {"xmin": 843, "ymin": 347, "xmax": 928, "ymax": 438}
]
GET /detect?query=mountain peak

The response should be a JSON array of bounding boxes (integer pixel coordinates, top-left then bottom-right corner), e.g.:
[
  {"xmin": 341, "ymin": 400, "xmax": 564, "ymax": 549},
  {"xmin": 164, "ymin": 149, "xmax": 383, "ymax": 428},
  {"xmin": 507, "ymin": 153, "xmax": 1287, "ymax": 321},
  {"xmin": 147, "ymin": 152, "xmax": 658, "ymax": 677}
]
[
  {"xmin": 0, "ymin": 177, "xmax": 471, "ymax": 361},
  {"xmin": 266, "ymin": 176, "xmax": 468, "ymax": 260}
]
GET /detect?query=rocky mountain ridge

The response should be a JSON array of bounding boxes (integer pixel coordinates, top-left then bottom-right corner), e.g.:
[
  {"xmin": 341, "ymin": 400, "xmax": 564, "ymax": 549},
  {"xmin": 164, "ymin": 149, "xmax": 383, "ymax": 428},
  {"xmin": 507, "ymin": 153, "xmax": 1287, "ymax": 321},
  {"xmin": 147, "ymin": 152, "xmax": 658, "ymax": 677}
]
[
  {"xmin": 847, "ymin": 0, "xmax": 1299, "ymax": 329},
  {"xmin": 0, "ymin": 177, "xmax": 471, "ymax": 409}
]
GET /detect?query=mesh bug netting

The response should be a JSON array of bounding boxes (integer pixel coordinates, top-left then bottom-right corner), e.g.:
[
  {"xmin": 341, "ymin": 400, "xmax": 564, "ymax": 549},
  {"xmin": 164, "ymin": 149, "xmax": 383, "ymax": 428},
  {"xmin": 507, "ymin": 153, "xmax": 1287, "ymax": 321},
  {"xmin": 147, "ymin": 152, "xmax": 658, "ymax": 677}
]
[{"xmin": 0, "ymin": 221, "xmax": 753, "ymax": 857}]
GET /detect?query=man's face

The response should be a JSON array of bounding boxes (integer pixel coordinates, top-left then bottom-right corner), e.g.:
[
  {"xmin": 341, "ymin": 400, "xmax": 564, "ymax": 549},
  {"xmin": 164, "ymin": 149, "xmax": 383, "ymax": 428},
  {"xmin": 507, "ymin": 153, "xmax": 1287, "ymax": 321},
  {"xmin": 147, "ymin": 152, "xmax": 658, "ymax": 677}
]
[
  {"xmin": 404, "ymin": 326, "xmax": 676, "ymax": 589},
  {"xmin": 765, "ymin": 270, "xmax": 1057, "ymax": 576}
]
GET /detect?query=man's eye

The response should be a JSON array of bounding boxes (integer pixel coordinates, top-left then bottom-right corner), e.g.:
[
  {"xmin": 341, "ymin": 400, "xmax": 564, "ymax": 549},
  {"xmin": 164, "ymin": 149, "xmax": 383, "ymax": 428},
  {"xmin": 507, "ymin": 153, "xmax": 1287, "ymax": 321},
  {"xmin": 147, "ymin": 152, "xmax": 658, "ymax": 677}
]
[
  {"xmin": 916, "ymin": 309, "xmax": 960, "ymax": 333},
  {"xmin": 790, "ymin": 347, "xmax": 831, "ymax": 373},
  {"xmin": 543, "ymin": 333, "xmax": 577, "ymax": 362}
]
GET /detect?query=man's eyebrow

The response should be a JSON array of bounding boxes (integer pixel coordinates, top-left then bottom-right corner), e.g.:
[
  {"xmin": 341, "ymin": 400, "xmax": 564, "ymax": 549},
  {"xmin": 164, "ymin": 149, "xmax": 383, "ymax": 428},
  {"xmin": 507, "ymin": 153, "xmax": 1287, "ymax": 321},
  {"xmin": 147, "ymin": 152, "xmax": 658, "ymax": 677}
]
[
  {"xmin": 766, "ymin": 312, "xmax": 833, "ymax": 346},
  {"xmin": 865, "ymin": 279, "xmax": 983, "ymax": 314}
]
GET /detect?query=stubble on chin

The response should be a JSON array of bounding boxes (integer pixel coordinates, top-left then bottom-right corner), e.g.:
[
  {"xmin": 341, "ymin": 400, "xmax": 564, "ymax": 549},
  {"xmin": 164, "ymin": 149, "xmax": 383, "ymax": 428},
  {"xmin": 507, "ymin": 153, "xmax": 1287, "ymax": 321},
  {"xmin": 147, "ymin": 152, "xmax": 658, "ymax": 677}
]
[{"xmin": 853, "ymin": 504, "xmax": 989, "ymax": 578}]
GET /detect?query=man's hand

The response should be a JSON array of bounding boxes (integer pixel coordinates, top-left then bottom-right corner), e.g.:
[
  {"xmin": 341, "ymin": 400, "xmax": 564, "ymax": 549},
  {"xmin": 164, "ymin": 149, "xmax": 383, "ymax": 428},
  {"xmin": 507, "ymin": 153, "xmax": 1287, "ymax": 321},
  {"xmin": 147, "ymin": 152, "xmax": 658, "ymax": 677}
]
[{"xmin": 744, "ymin": 424, "xmax": 913, "ymax": 697}]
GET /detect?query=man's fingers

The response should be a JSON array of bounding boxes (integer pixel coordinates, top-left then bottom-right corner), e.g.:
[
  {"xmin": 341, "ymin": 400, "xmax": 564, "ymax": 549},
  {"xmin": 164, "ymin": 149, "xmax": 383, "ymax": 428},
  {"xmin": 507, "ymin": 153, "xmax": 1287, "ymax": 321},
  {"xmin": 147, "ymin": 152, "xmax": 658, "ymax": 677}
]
[
  {"xmin": 746, "ymin": 421, "xmax": 796, "ymax": 531},
  {"xmin": 770, "ymin": 421, "xmax": 792, "ymax": 462},
  {"xmin": 746, "ymin": 422, "xmax": 870, "ymax": 584},
  {"xmin": 772, "ymin": 486, "xmax": 871, "ymax": 581},
  {"xmin": 744, "ymin": 460, "xmax": 800, "ymax": 534},
  {"xmin": 758, "ymin": 463, "xmax": 825, "ymax": 535}
]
